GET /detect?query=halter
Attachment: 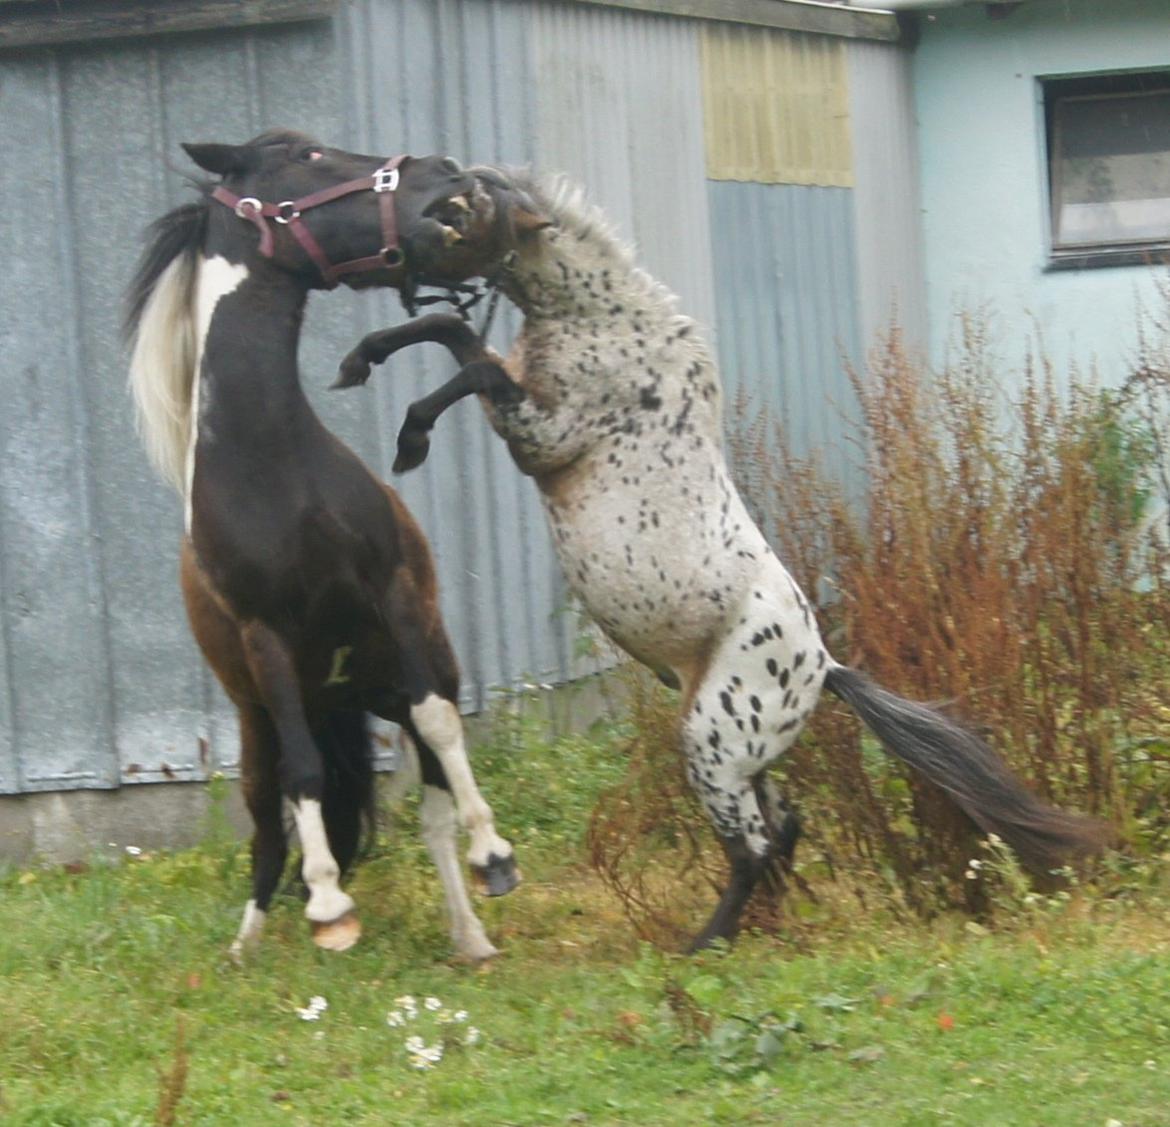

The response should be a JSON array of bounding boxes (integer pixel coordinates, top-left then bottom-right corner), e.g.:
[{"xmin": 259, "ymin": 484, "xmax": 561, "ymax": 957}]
[{"xmin": 210, "ymin": 154, "xmax": 408, "ymax": 288}]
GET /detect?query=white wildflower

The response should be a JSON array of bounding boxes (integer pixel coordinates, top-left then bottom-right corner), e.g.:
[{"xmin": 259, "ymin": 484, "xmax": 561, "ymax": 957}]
[
  {"xmin": 387, "ymin": 1010, "xmax": 406, "ymax": 1027},
  {"xmin": 409, "ymin": 1053, "xmax": 434, "ymax": 1071},
  {"xmin": 424, "ymin": 996, "xmax": 442, "ymax": 1011},
  {"xmin": 125, "ymin": 845, "xmax": 142, "ymax": 856},
  {"xmin": 295, "ymin": 995, "xmax": 327, "ymax": 1021},
  {"xmin": 965, "ymin": 869, "xmax": 977, "ymax": 880},
  {"xmin": 454, "ymin": 1010, "xmax": 469, "ymax": 1023},
  {"xmin": 968, "ymin": 859, "xmax": 983, "ymax": 871},
  {"xmin": 405, "ymin": 1035, "xmax": 426, "ymax": 1054},
  {"xmin": 465, "ymin": 1026, "xmax": 481, "ymax": 1046},
  {"xmin": 436, "ymin": 1009, "xmax": 455, "ymax": 1025}
]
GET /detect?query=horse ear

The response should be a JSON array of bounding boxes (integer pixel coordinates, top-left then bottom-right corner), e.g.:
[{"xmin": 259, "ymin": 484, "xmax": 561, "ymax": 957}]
[
  {"xmin": 511, "ymin": 201, "xmax": 553, "ymax": 236},
  {"xmin": 182, "ymin": 142, "xmax": 256, "ymax": 177}
]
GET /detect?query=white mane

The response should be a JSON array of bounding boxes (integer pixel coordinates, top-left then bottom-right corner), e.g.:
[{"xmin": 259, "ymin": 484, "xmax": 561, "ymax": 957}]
[
  {"xmin": 127, "ymin": 253, "xmax": 198, "ymax": 492},
  {"xmin": 525, "ymin": 171, "xmax": 697, "ymax": 330}
]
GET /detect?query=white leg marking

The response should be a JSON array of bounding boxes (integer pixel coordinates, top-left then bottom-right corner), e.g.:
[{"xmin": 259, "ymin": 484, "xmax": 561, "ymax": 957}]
[
  {"xmin": 383, "ymin": 731, "xmax": 422, "ymax": 807},
  {"xmin": 420, "ymin": 785, "xmax": 499, "ymax": 961},
  {"xmin": 229, "ymin": 898, "xmax": 267, "ymax": 960},
  {"xmin": 410, "ymin": 694, "xmax": 511, "ymax": 869},
  {"xmin": 292, "ymin": 798, "xmax": 355, "ymax": 924},
  {"xmin": 184, "ymin": 255, "xmax": 250, "ymax": 531}
]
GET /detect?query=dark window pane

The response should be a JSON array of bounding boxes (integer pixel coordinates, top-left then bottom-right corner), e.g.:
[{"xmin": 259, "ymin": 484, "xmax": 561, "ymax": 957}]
[{"xmin": 1053, "ymin": 90, "xmax": 1170, "ymax": 247}]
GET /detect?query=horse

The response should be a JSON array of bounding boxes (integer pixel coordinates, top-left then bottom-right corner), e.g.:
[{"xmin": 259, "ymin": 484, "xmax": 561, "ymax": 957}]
[
  {"xmin": 124, "ymin": 131, "xmax": 519, "ymax": 959},
  {"xmin": 333, "ymin": 167, "xmax": 1109, "ymax": 951}
]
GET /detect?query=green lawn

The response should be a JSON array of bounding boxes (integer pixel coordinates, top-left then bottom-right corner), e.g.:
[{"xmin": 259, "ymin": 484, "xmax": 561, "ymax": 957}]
[{"xmin": 3, "ymin": 719, "xmax": 1170, "ymax": 1126}]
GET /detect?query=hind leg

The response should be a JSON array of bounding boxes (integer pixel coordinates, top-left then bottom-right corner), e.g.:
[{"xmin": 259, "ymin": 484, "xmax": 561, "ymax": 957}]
[
  {"xmin": 754, "ymin": 775, "xmax": 802, "ymax": 898},
  {"xmin": 410, "ymin": 739, "xmax": 500, "ymax": 960},
  {"xmin": 381, "ymin": 735, "xmax": 498, "ymax": 958},
  {"xmin": 682, "ymin": 748, "xmax": 774, "ymax": 951},
  {"xmin": 680, "ymin": 587, "xmax": 826, "ymax": 950},
  {"xmin": 241, "ymin": 623, "xmax": 359, "ymax": 952},
  {"xmin": 387, "ymin": 567, "xmax": 519, "ymax": 895},
  {"xmin": 230, "ymin": 704, "xmax": 288, "ymax": 960}
]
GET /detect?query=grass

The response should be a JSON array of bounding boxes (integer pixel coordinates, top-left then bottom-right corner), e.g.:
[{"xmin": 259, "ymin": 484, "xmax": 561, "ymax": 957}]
[{"xmin": 3, "ymin": 704, "xmax": 1170, "ymax": 1126}]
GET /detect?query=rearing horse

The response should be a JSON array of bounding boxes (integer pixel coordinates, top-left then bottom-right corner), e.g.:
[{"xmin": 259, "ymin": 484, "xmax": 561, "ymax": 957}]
[
  {"xmin": 124, "ymin": 131, "xmax": 518, "ymax": 958},
  {"xmin": 336, "ymin": 167, "xmax": 1108, "ymax": 951}
]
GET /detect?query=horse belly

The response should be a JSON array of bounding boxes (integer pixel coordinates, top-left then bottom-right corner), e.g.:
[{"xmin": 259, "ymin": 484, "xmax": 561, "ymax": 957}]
[{"xmin": 542, "ymin": 473, "xmax": 756, "ymax": 670}]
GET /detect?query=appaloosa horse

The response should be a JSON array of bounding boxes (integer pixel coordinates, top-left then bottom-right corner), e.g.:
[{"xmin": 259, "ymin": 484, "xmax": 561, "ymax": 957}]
[
  {"xmin": 336, "ymin": 167, "xmax": 1107, "ymax": 951},
  {"xmin": 125, "ymin": 131, "xmax": 517, "ymax": 959}
]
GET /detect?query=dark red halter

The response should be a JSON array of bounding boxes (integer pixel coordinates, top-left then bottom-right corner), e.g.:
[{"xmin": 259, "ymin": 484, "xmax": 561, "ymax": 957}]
[{"xmin": 210, "ymin": 154, "xmax": 408, "ymax": 288}]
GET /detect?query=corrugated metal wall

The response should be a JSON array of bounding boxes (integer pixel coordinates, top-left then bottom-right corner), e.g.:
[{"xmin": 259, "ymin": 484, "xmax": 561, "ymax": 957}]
[{"xmin": 0, "ymin": 1, "xmax": 917, "ymax": 797}]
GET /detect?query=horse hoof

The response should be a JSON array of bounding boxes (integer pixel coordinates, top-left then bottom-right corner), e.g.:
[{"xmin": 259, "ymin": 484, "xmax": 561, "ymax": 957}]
[
  {"xmin": 332, "ymin": 352, "xmax": 371, "ymax": 389},
  {"xmin": 472, "ymin": 853, "xmax": 521, "ymax": 897},
  {"xmin": 311, "ymin": 911, "xmax": 362, "ymax": 952},
  {"xmin": 393, "ymin": 431, "xmax": 431, "ymax": 474},
  {"xmin": 454, "ymin": 936, "xmax": 500, "ymax": 963}
]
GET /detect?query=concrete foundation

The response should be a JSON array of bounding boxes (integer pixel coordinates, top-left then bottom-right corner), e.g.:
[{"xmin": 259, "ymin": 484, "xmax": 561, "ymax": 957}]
[{"xmin": 0, "ymin": 672, "xmax": 628, "ymax": 867}]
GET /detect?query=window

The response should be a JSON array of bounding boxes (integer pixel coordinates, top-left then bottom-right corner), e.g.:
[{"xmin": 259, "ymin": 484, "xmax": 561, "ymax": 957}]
[{"xmin": 1044, "ymin": 71, "xmax": 1170, "ymax": 270}]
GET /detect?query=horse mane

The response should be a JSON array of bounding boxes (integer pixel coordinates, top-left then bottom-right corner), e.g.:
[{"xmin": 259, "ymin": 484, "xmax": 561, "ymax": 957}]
[
  {"xmin": 498, "ymin": 167, "xmax": 692, "ymax": 326},
  {"xmin": 124, "ymin": 194, "xmax": 209, "ymax": 491}
]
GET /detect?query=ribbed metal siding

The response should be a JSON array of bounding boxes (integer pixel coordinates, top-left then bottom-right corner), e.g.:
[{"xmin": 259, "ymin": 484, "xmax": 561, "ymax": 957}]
[
  {"xmin": 530, "ymin": 2, "xmax": 715, "ymax": 329},
  {"xmin": 707, "ymin": 182, "xmax": 864, "ymax": 487},
  {"xmin": 847, "ymin": 39, "xmax": 927, "ymax": 356}
]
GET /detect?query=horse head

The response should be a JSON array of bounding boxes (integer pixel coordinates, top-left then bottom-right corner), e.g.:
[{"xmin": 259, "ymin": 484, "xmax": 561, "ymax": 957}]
[
  {"xmin": 402, "ymin": 165, "xmax": 553, "ymax": 285},
  {"xmin": 183, "ymin": 129, "xmax": 478, "ymax": 290}
]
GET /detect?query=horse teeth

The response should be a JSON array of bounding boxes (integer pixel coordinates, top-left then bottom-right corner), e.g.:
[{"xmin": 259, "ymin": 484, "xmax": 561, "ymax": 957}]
[
  {"xmin": 447, "ymin": 195, "xmax": 472, "ymax": 213},
  {"xmin": 439, "ymin": 224, "xmax": 463, "ymax": 246}
]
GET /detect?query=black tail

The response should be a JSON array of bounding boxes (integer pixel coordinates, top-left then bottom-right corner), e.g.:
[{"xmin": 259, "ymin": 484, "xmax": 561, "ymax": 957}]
[
  {"xmin": 824, "ymin": 666, "xmax": 1109, "ymax": 872},
  {"xmin": 316, "ymin": 710, "xmax": 376, "ymax": 875}
]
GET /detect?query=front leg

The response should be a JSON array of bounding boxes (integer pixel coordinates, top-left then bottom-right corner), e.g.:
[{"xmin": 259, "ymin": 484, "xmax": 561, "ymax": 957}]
[
  {"xmin": 333, "ymin": 312, "xmax": 487, "ymax": 389},
  {"xmin": 394, "ymin": 359, "xmax": 524, "ymax": 472}
]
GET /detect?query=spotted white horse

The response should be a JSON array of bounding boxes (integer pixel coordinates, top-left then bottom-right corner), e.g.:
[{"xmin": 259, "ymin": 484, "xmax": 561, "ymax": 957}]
[{"xmin": 337, "ymin": 169, "xmax": 1107, "ymax": 950}]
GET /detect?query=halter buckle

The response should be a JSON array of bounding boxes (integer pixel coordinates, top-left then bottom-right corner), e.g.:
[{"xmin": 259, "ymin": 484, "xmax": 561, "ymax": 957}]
[
  {"xmin": 234, "ymin": 196, "xmax": 262, "ymax": 219},
  {"xmin": 373, "ymin": 167, "xmax": 400, "ymax": 194}
]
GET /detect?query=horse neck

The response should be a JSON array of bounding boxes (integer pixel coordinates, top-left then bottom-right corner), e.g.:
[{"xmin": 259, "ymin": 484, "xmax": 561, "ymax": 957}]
[
  {"xmin": 194, "ymin": 255, "xmax": 312, "ymax": 441},
  {"xmin": 504, "ymin": 227, "xmax": 658, "ymax": 324}
]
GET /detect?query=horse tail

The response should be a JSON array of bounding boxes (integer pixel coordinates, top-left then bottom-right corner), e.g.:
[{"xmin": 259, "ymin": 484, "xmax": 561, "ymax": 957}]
[
  {"xmin": 823, "ymin": 665, "xmax": 1110, "ymax": 871},
  {"xmin": 315, "ymin": 710, "xmax": 377, "ymax": 874}
]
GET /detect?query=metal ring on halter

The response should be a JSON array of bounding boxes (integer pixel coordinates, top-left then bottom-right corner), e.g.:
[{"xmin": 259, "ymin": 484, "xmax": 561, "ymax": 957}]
[
  {"xmin": 234, "ymin": 196, "xmax": 262, "ymax": 219},
  {"xmin": 274, "ymin": 201, "xmax": 300, "ymax": 225},
  {"xmin": 382, "ymin": 246, "xmax": 406, "ymax": 268}
]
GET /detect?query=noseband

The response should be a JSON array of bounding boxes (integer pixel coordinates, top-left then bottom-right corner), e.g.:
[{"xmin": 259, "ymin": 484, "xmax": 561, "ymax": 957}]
[{"xmin": 210, "ymin": 155, "xmax": 408, "ymax": 288}]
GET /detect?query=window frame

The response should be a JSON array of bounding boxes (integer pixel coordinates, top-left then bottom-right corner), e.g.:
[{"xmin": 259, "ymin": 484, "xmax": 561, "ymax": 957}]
[{"xmin": 1042, "ymin": 70, "xmax": 1170, "ymax": 272}]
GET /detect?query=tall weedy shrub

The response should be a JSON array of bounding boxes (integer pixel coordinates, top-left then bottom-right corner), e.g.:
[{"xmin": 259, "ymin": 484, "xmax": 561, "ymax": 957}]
[{"xmin": 730, "ymin": 313, "xmax": 1169, "ymax": 910}]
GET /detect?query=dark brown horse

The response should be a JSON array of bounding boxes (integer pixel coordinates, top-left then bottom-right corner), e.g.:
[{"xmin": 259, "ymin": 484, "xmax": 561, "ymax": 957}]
[
  {"xmin": 125, "ymin": 131, "xmax": 517, "ymax": 958},
  {"xmin": 336, "ymin": 167, "xmax": 1109, "ymax": 951}
]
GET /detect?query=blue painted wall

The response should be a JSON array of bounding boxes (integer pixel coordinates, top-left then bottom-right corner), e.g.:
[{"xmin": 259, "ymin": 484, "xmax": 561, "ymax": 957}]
[{"xmin": 912, "ymin": 0, "xmax": 1170, "ymax": 381}]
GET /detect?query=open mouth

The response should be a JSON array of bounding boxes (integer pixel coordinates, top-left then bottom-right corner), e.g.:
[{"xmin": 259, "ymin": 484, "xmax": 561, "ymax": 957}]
[{"xmin": 423, "ymin": 191, "xmax": 475, "ymax": 247}]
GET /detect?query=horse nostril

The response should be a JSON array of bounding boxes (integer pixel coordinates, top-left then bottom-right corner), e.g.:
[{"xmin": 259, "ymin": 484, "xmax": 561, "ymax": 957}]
[{"xmin": 440, "ymin": 157, "xmax": 462, "ymax": 175}]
